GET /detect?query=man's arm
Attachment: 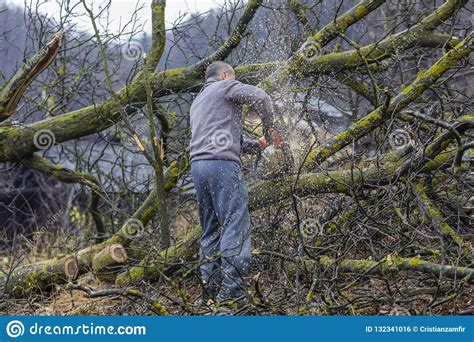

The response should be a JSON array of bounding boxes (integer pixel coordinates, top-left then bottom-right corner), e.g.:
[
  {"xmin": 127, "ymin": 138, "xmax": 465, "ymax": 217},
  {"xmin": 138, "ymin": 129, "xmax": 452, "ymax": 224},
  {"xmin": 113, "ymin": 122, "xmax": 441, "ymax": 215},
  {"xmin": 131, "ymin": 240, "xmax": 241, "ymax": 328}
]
[
  {"xmin": 224, "ymin": 81, "xmax": 275, "ymax": 143},
  {"xmin": 241, "ymin": 134, "xmax": 261, "ymax": 155}
]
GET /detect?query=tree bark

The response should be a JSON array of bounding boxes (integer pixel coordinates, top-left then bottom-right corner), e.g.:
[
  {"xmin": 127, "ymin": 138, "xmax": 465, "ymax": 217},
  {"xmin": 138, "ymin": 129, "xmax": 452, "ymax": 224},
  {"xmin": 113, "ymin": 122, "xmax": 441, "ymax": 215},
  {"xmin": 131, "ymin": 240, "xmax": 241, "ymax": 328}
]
[
  {"xmin": 0, "ymin": 255, "xmax": 78, "ymax": 297},
  {"xmin": 0, "ymin": 30, "xmax": 64, "ymax": 122},
  {"xmin": 303, "ymin": 255, "xmax": 474, "ymax": 283},
  {"xmin": 92, "ymin": 244, "xmax": 128, "ymax": 282}
]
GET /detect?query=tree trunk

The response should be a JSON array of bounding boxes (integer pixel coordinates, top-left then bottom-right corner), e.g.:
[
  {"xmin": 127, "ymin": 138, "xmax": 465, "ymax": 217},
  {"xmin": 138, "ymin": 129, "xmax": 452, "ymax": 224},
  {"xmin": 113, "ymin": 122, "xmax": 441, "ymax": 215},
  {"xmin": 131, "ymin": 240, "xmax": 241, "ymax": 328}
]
[
  {"xmin": 0, "ymin": 255, "xmax": 78, "ymax": 297},
  {"xmin": 92, "ymin": 244, "xmax": 128, "ymax": 282}
]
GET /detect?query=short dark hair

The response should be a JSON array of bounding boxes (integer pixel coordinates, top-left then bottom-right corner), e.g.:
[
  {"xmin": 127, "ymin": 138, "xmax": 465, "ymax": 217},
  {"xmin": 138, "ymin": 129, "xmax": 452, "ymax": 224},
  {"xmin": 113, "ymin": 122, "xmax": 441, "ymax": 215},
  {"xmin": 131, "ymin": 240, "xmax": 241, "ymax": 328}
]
[{"xmin": 205, "ymin": 61, "xmax": 234, "ymax": 79}]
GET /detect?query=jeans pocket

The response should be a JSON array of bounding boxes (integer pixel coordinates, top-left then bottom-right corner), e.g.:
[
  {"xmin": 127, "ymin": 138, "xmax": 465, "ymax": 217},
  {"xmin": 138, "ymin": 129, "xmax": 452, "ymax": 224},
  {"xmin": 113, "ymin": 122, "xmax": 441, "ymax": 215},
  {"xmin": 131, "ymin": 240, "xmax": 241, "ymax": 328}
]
[{"xmin": 231, "ymin": 164, "xmax": 242, "ymax": 182}]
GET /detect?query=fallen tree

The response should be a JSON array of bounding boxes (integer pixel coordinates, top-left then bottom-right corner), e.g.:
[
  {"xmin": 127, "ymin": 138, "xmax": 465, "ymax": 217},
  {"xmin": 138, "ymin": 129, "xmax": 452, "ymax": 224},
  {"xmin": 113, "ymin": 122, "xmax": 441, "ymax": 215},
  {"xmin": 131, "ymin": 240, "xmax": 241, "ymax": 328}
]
[
  {"xmin": 0, "ymin": 255, "xmax": 78, "ymax": 297},
  {"xmin": 1, "ymin": 0, "xmax": 472, "ymax": 314}
]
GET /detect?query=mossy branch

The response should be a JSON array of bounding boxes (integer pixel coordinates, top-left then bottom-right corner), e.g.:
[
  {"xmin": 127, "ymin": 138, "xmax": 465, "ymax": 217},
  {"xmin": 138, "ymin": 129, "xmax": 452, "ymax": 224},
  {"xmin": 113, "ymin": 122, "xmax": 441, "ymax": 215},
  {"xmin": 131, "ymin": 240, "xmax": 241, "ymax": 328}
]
[
  {"xmin": 414, "ymin": 183, "xmax": 472, "ymax": 258},
  {"xmin": 149, "ymin": 0, "xmax": 166, "ymax": 68},
  {"xmin": 303, "ymin": 0, "xmax": 468, "ymax": 76},
  {"xmin": 289, "ymin": 0, "xmax": 313, "ymax": 36},
  {"xmin": 303, "ymin": 35, "xmax": 473, "ymax": 171},
  {"xmin": 192, "ymin": 0, "xmax": 263, "ymax": 74},
  {"xmin": 0, "ymin": 30, "xmax": 64, "ymax": 122},
  {"xmin": 263, "ymin": 0, "xmax": 386, "ymax": 91},
  {"xmin": 303, "ymin": 254, "xmax": 474, "ymax": 283},
  {"xmin": 22, "ymin": 154, "xmax": 106, "ymax": 241}
]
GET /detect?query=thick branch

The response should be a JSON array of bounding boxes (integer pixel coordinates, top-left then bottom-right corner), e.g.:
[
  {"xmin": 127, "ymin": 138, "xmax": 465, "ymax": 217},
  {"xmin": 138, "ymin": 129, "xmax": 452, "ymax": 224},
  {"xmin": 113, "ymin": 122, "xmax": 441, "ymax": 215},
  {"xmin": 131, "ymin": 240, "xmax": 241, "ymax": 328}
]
[
  {"xmin": 192, "ymin": 0, "xmax": 263, "ymax": 73},
  {"xmin": 22, "ymin": 154, "xmax": 102, "ymax": 191},
  {"xmin": 304, "ymin": 35, "xmax": 473, "ymax": 171},
  {"xmin": 92, "ymin": 244, "xmax": 128, "ymax": 282},
  {"xmin": 289, "ymin": 0, "xmax": 313, "ymax": 35},
  {"xmin": 263, "ymin": 0, "xmax": 386, "ymax": 91},
  {"xmin": 414, "ymin": 183, "xmax": 472, "ymax": 258},
  {"xmin": 302, "ymin": 0, "xmax": 468, "ymax": 76},
  {"xmin": 0, "ymin": 30, "xmax": 64, "ymax": 122},
  {"xmin": 304, "ymin": 255, "xmax": 474, "ymax": 283},
  {"xmin": 149, "ymin": 0, "xmax": 166, "ymax": 68}
]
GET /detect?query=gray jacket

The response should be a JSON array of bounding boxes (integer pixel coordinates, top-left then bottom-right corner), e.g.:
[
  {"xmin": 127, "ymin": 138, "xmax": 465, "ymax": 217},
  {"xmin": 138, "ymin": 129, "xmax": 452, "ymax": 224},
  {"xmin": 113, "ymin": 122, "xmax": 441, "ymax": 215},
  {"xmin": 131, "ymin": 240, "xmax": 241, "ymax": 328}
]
[{"xmin": 189, "ymin": 77, "xmax": 274, "ymax": 164}]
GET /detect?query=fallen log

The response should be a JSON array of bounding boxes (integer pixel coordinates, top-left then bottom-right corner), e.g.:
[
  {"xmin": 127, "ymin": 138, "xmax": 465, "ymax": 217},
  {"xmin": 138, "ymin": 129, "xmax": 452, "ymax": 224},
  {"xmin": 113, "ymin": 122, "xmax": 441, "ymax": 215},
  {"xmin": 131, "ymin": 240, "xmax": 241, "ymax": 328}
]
[
  {"xmin": 0, "ymin": 220, "xmax": 141, "ymax": 296},
  {"xmin": 0, "ymin": 160, "xmax": 185, "ymax": 296},
  {"xmin": 115, "ymin": 228, "xmax": 201, "ymax": 287},
  {"xmin": 257, "ymin": 250, "xmax": 474, "ymax": 283},
  {"xmin": 75, "ymin": 215, "xmax": 145, "ymax": 270},
  {"xmin": 0, "ymin": 255, "xmax": 78, "ymax": 297},
  {"xmin": 92, "ymin": 244, "xmax": 128, "ymax": 282},
  {"xmin": 307, "ymin": 255, "xmax": 474, "ymax": 283}
]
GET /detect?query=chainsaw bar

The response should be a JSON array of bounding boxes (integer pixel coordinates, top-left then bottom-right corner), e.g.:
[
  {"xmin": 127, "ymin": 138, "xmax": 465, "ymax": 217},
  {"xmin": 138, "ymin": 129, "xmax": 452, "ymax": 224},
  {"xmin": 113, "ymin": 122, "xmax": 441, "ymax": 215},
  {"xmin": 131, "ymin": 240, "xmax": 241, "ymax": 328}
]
[{"xmin": 253, "ymin": 143, "xmax": 294, "ymax": 180}]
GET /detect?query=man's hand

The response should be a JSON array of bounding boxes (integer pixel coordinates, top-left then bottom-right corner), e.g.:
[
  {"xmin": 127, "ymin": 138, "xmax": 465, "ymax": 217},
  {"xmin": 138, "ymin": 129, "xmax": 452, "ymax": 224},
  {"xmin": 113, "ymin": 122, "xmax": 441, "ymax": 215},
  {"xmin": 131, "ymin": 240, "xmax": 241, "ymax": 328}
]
[
  {"xmin": 258, "ymin": 136, "xmax": 269, "ymax": 150},
  {"xmin": 258, "ymin": 128, "xmax": 285, "ymax": 150}
]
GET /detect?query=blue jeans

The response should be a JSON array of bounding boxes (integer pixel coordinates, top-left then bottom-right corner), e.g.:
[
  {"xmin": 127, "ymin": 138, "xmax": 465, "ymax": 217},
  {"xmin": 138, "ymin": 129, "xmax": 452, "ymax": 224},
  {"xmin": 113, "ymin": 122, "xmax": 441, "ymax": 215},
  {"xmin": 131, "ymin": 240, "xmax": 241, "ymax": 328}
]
[{"xmin": 191, "ymin": 160, "xmax": 251, "ymax": 300}]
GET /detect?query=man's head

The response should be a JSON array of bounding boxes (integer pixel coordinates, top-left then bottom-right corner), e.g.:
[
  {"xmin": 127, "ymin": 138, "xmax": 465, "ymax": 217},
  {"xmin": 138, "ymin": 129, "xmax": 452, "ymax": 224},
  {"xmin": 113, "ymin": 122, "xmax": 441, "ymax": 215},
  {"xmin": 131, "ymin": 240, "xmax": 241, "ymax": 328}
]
[{"xmin": 205, "ymin": 61, "xmax": 235, "ymax": 81}]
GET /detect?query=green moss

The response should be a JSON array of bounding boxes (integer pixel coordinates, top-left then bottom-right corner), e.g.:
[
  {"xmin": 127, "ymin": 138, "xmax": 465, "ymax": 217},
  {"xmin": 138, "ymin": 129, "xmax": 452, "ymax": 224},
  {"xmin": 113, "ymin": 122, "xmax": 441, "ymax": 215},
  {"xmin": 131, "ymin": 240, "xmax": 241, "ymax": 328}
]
[
  {"xmin": 401, "ymin": 85, "xmax": 413, "ymax": 94},
  {"xmin": 337, "ymin": 15, "xmax": 355, "ymax": 31},
  {"xmin": 26, "ymin": 269, "xmax": 40, "ymax": 288},
  {"xmin": 152, "ymin": 302, "xmax": 169, "ymax": 316},
  {"xmin": 354, "ymin": 5, "xmax": 368, "ymax": 18},
  {"xmin": 153, "ymin": 7, "xmax": 164, "ymax": 17},
  {"xmin": 415, "ymin": 183, "xmax": 472, "ymax": 257},
  {"xmin": 168, "ymin": 68, "xmax": 188, "ymax": 79},
  {"xmin": 397, "ymin": 256, "xmax": 425, "ymax": 267},
  {"xmin": 116, "ymin": 266, "xmax": 145, "ymax": 287},
  {"xmin": 246, "ymin": 0, "xmax": 263, "ymax": 8},
  {"xmin": 327, "ymin": 210, "xmax": 356, "ymax": 233},
  {"xmin": 140, "ymin": 198, "xmax": 158, "ymax": 224}
]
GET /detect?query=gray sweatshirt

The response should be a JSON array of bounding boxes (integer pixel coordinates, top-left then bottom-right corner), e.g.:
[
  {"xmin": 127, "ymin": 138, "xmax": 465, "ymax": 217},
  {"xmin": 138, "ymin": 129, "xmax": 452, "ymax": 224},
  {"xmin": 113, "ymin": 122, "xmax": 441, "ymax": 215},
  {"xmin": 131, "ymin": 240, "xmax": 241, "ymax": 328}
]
[{"xmin": 189, "ymin": 77, "xmax": 274, "ymax": 164}]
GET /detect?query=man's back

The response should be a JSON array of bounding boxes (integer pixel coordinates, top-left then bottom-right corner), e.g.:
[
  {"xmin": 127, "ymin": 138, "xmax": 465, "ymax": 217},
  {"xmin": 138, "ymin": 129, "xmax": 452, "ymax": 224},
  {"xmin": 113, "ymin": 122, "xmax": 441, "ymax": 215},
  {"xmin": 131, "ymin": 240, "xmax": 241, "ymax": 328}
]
[{"xmin": 189, "ymin": 76, "xmax": 273, "ymax": 164}]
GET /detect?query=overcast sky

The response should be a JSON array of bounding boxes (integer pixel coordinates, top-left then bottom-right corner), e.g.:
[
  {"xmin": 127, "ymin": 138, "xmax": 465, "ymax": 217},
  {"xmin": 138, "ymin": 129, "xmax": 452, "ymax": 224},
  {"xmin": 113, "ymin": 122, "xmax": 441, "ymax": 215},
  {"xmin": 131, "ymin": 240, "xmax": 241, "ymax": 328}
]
[{"xmin": 6, "ymin": 0, "xmax": 227, "ymax": 32}]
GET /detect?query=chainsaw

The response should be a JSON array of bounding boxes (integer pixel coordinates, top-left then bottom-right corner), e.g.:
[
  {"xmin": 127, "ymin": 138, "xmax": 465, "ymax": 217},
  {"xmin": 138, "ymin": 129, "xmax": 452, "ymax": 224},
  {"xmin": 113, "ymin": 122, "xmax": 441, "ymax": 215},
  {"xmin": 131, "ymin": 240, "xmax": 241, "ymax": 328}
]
[{"xmin": 253, "ymin": 141, "xmax": 294, "ymax": 180}]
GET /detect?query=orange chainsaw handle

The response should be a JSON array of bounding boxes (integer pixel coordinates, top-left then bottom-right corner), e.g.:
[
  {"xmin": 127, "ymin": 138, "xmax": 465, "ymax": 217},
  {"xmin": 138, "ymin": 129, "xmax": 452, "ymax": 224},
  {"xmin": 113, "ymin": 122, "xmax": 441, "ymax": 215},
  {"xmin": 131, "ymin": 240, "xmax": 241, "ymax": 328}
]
[{"xmin": 258, "ymin": 128, "xmax": 285, "ymax": 150}]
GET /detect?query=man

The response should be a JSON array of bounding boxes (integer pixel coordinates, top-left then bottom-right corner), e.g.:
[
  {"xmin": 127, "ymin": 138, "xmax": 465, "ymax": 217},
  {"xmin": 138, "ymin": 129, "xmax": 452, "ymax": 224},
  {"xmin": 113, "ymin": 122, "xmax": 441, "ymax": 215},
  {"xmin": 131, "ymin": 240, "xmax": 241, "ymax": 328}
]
[{"xmin": 189, "ymin": 61, "xmax": 283, "ymax": 305}]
